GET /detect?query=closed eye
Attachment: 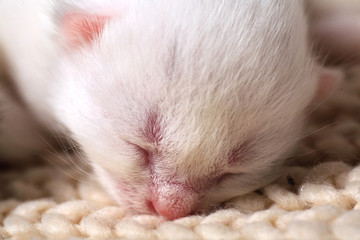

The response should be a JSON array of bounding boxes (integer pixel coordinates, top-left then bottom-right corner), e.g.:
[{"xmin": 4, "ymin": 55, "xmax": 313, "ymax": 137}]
[
  {"xmin": 136, "ymin": 145, "xmax": 152, "ymax": 166},
  {"xmin": 216, "ymin": 173, "xmax": 234, "ymax": 184},
  {"xmin": 127, "ymin": 141, "xmax": 153, "ymax": 167}
]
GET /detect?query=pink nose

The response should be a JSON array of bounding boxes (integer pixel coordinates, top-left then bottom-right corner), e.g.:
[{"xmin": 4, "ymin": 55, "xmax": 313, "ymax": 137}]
[{"xmin": 150, "ymin": 183, "xmax": 199, "ymax": 220}]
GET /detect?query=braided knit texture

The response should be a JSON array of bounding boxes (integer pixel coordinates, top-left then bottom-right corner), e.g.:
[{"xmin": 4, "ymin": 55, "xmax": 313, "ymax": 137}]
[{"xmin": 1, "ymin": 67, "xmax": 360, "ymax": 240}]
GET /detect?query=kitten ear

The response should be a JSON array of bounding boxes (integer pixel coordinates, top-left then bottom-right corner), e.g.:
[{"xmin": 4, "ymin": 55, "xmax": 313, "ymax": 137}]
[
  {"xmin": 62, "ymin": 13, "xmax": 110, "ymax": 48},
  {"xmin": 311, "ymin": 67, "xmax": 343, "ymax": 105}
]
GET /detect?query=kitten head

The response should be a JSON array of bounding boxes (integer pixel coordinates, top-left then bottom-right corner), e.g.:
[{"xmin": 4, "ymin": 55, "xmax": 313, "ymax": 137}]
[{"xmin": 51, "ymin": 0, "xmax": 337, "ymax": 219}]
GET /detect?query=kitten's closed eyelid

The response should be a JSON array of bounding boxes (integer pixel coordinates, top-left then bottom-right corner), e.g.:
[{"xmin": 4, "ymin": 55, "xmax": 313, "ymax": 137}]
[
  {"xmin": 216, "ymin": 173, "xmax": 231, "ymax": 184},
  {"xmin": 137, "ymin": 146, "xmax": 152, "ymax": 166},
  {"xmin": 127, "ymin": 141, "xmax": 153, "ymax": 166},
  {"xmin": 216, "ymin": 172, "xmax": 244, "ymax": 184}
]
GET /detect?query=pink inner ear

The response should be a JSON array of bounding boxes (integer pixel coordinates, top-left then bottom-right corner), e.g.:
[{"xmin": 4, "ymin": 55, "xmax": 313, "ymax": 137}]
[
  {"xmin": 312, "ymin": 68, "xmax": 343, "ymax": 104},
  {"xmin": 62, "ymin": 13, "xmax": 110, "ymax": 48}
]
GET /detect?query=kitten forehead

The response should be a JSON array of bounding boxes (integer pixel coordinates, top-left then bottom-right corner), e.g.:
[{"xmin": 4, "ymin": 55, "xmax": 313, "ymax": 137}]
[{"xmin": 99, "ymin": 0, "xmax": 316, "ymax": 107}]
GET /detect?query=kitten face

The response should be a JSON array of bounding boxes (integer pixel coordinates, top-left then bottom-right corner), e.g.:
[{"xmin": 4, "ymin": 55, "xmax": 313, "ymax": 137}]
[{"xmin": 51, "ymin": 0, "xmax": 318, "ymax": 219}]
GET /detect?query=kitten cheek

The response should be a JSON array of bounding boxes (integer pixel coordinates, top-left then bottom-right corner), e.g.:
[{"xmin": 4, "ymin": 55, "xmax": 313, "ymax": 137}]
[
  {"xmin": 90, "ymin": 157, "xmax": 146, "ymax": 185},
  {"xmin": 203, "ymin": 173, "xmax": 268, "ymax": 205},
  {"xmin": 92, "ymin": 163, "xmax": 151, "ymax": 212},
  {"xmin": 85, "ymin": 146, "xmax": 145, "ymax": 175}
]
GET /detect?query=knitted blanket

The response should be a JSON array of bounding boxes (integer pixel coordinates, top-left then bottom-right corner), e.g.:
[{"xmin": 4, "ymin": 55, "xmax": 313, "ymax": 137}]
[{"xmin": 1, "ymin": 66, "xmax": 359, "ymax": 240}]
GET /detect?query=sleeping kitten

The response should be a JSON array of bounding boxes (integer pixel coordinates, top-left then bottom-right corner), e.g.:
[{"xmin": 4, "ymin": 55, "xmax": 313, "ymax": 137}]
[{"xmin": 0, "ymin": 0, "xmax": 349, "ymax": 219}]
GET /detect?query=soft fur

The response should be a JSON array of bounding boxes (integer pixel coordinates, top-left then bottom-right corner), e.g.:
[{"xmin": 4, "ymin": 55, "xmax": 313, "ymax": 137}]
[
  {"xmin": 53, "ymin": 0, "xmax": 319, "ymax": 219},
  {"xmin": 0, "ymin": 0, "xmax": 350, "ymax": 219}
]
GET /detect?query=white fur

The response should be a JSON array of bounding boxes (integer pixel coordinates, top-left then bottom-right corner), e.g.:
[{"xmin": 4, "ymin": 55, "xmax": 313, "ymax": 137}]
[
  {"xmin": 1, "ymin": 0, "xmax": 323, "ymax": 218},
  {"xmin": 0, "ymin": 0, "xmax": 59, "ymax": 127}
]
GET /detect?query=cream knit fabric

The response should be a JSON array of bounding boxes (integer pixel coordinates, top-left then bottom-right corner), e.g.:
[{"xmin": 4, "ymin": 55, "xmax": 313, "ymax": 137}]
[{"xmin": 1, "ymin": 66, "xmax": 360, "ymax": 240}]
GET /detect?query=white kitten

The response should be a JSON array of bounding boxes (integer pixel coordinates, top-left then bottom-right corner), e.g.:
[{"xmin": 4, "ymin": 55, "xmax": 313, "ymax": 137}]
[{"xmin": 0, "ymin": 0, "xmax": 345, "ymax": 219}]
